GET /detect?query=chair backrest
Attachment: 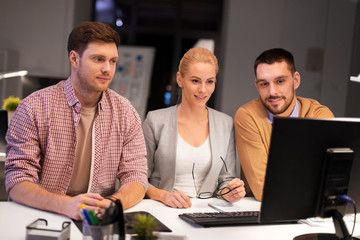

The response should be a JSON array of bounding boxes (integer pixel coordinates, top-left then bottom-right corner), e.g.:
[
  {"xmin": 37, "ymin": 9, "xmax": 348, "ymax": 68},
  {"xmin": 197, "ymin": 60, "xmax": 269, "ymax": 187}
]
[
  {"xmin": 0, "ymin": 110, "xmax": 7, "ymax": 153},
  {"xmin": 0, "ymin": 110, "xmax": 8, "ymax": 201}
]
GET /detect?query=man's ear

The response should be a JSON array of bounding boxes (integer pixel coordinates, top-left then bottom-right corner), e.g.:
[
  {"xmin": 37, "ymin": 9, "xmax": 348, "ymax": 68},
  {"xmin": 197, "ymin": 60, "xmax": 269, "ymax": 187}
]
[
  {"xmin": 69, "ymin": 50, "xmax": 79, "ymax": 68},
  {"xmin": 293, "ymin": 72, "xmax": 301, "ymax": 90}
]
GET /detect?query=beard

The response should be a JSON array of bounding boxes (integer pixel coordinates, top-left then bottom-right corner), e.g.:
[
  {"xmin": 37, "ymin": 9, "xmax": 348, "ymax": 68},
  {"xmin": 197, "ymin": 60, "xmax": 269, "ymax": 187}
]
[
  {"xmin": 263, "ymin": 95, "xmax": 294, "ymax": 115},
  {"xmin": 76, "ymin": 69, "xmax": 111, "ymax": 93}
]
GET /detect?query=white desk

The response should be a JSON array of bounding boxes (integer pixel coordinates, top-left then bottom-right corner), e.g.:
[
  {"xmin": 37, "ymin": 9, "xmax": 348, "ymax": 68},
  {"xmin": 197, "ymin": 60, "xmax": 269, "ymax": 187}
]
[
  {"xmin": 0, "ymin": 201, "xmax": 83, "ymax": 239},
  {"xmin": 0, "ymin": 198, "xmax": 359, "ymax": 240},
  {"xmin": 126, "ymin": 198, "xmax": 360, "ymax": 240}
]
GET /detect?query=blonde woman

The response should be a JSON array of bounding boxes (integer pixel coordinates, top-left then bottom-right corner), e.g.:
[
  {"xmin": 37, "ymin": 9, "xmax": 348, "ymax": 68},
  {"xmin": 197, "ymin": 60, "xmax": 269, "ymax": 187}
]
[{"xmin": 143, "ymin": 48, "xmax": 245, "ymax": 208}]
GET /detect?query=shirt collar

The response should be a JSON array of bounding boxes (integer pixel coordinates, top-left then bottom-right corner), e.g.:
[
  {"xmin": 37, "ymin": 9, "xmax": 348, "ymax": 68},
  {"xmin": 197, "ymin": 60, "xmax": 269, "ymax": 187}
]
[
  {"xmin": 64, "ymin": 77, "xmax": 80, "ymax": 112},
  {"xmin": 267, "ymin": 99, "xmax": 299, "ymax": 124},
  {"xmin": 64, "ymin": 77, "xmax": 106, "ymax": 112}
]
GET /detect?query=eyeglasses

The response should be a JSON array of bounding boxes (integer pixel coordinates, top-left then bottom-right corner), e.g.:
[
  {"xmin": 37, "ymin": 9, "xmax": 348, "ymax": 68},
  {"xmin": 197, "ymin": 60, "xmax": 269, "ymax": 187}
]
[{"xmin": 192, "ymin": 156, "xmax": 234, "ymax": 199}]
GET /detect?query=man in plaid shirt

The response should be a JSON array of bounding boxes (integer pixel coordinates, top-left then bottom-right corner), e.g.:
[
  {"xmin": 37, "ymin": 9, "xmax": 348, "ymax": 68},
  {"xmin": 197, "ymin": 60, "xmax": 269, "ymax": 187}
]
[{"xmin": 5, "ymin": 22, "xmax": 148, "ymax": 220}]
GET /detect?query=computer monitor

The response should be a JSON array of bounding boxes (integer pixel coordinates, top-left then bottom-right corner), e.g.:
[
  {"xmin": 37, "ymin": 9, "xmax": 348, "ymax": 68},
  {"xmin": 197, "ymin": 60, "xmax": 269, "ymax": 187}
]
[
  {"xmin": 259, "ymin": 117, "xmax": 360, "ymax": 239},
  {"xmin": 0, "ymin": 110, "xmax": 8, "ymax": 153}
]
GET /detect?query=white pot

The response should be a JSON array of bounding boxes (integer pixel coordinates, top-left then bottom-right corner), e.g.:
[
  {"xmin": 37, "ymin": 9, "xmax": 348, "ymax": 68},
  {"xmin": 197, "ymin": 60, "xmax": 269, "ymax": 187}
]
[{"xmin": 7, "ymin": 111, "xmax": 14, "ymax": 126}]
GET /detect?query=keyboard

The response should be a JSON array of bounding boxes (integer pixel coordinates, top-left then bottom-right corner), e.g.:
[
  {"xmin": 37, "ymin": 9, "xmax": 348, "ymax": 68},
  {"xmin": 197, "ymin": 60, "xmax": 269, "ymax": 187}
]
[{"xmin": 178, "ymin": 211, "xmax": 260, "ymax": 227}]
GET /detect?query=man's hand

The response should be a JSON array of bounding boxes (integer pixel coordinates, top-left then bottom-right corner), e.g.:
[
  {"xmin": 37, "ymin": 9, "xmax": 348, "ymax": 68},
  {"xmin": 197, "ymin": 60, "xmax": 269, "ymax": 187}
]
[
  {"xmin": 63, "ymin": 193, "xmax": 112, "ymax": 220},
  {"xmin": 9, "ymin": 182, "xmax": 116, "ymax": 220}
]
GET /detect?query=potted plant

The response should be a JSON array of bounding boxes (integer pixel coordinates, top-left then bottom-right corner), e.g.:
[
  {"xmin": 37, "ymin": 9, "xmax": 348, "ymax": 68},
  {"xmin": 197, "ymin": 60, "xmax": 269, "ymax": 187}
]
[
  {"xmin": 130, "ymin": 213, "xmax": 158, "ymax": 240},
  {"xmin": 2, "ymin": 96, "xmax": 21, "ymax": 124}
]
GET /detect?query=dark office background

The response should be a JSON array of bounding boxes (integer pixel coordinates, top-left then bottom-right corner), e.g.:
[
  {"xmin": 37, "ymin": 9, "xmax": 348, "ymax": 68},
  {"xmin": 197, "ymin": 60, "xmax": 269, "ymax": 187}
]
[
  {"xmin": 92, "ymin": 0, "xmax": 224, "ymax": 112},
  {"xmin": 0, "ymin": 0, "xmax": 359, "ymax": 118},
  {"xmin": 0, "ymin": 0, "xmax": 360, "ymax": 203}
]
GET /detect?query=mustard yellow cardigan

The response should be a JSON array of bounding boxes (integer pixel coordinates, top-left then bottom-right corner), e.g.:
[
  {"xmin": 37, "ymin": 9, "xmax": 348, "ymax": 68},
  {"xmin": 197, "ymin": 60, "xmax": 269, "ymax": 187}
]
[{"xmin": 234, "ymin": 97, "xmax": 334, "ymax": 201}]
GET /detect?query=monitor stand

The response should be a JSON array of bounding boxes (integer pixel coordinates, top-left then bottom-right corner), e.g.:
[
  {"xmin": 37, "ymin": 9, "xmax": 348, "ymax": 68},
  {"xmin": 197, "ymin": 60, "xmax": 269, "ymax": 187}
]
[{"xmin": 294, "ymin": 209, "xmax": 356, "ymax": 240}]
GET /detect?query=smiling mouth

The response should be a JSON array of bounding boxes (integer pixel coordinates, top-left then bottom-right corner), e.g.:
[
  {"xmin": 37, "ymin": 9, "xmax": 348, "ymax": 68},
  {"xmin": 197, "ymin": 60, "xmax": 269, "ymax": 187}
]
[
  {"xmin": 195, "ymin": 95, "xmax": 206, "ymax": 100},
  {"xmin": 97, "ymin": 77, "xmax": 110, "ymax": 82},
  {"xmin": 267, "ymin": 97, "xmax": 283, "ymax": 105}
]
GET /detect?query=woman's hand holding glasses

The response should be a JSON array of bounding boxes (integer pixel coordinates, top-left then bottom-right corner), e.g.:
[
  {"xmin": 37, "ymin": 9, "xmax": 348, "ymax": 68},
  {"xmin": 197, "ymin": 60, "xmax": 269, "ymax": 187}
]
[{"xmin": 220, "ymin": 178, "xmax": 246, "ymax": 203}]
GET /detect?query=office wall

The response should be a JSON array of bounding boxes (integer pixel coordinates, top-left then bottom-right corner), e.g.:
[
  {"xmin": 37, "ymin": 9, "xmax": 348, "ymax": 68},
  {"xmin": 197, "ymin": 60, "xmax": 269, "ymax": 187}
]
[
  {"xmin": 218, "ymin": 0, "xmax": 357, "ymax": 118},
  {"xmin": 0, "ymin": 0, "xmax": 91, "ymax": 78},
  {"xmin": 346, "ymin": 3, "xmax": 360, "ymax": 117},
  {"xmin": 0, "ymin": 0, "xmax": 357, "ymax": 117}
]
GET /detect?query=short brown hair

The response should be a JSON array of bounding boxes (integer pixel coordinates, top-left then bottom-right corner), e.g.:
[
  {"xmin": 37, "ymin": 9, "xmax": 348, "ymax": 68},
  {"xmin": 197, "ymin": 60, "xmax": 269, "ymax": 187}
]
[
  {"xmin": 67, "ymin": 21, "xmax": 120, "ymax": 56},
  {"xmin": 254, "ymin": 48, "xmax": 296, "ymax": 77}
]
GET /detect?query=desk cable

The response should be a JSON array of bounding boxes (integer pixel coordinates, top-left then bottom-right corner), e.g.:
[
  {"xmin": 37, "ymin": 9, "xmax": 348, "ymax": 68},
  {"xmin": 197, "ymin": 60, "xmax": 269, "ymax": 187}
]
[{"xmin": 338, "ymin": 194, "xmax": 357, "ymax": 237}]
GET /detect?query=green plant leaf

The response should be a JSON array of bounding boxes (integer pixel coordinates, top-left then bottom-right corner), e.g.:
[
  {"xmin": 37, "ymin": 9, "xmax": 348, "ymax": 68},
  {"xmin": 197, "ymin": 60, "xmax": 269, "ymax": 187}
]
[
  {"xmin": 2, "ymin": 96, "xmax": 21, "ymax": 111},
  {"xmin": 130, "ymin": 213, "xmax": 158, "ymax": 240}
]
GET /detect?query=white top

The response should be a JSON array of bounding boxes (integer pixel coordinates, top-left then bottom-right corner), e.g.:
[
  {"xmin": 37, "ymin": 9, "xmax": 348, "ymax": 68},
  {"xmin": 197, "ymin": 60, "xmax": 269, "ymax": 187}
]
[{"xmin": 174, "ymin": 133, "xmax": 211, "ymax": 198}]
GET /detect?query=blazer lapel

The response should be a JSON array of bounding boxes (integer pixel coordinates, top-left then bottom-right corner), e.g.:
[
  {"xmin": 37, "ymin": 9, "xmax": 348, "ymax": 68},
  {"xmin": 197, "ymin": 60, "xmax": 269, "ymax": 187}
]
[
  {"xmin": 198, "ymin": 108, "xmax": 223, "ymax": 194},
  {"xmin": 164, "ymin": 106, "xmax": 178, "ymax": 190}
]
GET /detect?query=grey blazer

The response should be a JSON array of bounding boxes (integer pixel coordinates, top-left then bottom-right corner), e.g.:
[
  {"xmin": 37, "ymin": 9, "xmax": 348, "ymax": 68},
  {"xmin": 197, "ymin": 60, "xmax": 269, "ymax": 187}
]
[{"xmin": 142, "ymin": 106, "xmax": 239, "ymax": 195}]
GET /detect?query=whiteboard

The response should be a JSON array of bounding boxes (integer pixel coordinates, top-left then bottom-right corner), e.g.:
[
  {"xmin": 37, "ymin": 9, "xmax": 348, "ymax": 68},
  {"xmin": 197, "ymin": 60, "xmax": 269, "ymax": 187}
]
[{"xmin": 110, "ymin": 46, "xmax": 155, "ymax": 121}]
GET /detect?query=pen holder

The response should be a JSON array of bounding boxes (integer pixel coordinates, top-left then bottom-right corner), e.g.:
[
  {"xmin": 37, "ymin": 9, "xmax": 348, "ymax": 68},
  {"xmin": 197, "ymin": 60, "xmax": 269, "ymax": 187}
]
[
  {"xmin": 82, "ymin": 198, "xmax": 125, "ymax": 240},
  {"xmin": 82, "ymin": 221, "xmax": 119, "ymax": 240}
]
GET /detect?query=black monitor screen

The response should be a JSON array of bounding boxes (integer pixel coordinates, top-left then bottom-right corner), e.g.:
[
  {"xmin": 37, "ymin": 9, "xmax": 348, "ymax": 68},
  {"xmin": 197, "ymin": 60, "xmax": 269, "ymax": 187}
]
[{"xmin": 260, "ymin": 117, "xmax": 360, "ymax": 224}]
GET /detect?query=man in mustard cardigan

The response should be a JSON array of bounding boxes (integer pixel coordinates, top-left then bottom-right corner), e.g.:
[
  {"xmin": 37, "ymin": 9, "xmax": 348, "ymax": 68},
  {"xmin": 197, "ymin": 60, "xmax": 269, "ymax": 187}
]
[{"xmin": 234, "ymin": 48, "xmax": 334, "ymax": 201}]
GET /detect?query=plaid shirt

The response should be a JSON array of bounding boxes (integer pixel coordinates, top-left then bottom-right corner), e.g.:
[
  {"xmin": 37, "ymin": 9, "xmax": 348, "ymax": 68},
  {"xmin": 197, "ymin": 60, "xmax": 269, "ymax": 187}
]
[{"xmin": 5, "ymin": 78, "xmax": 148, "ymax": 196}]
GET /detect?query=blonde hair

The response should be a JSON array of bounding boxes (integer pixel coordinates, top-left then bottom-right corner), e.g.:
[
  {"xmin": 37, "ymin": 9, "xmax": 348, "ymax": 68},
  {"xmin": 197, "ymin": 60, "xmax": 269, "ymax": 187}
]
[{"xmin": 178, "ymin": 48, "xmax": 218, "ymax": 78}]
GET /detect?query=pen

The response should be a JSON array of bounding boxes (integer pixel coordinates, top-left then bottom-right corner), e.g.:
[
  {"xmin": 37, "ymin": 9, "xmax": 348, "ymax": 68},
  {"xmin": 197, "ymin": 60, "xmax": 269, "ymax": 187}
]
[
  {"xmin": 88, "ymin": 209, "xmax": 99, "ymax": 225},
  {"xmin": 78, "ymin": 208, "xmax": 85, "ymax": 221},
  {"xmin": 80, "ymin": 205, "xmax": 92, "ymax": 225},
  {"xmin": 83, "ymin": 209, "xmax": 92, "ymax": 225}
]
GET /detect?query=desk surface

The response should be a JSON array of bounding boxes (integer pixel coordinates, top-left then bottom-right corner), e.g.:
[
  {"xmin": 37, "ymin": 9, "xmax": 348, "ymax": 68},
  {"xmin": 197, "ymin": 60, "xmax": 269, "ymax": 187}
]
[
  {"xmin": 0, "ymin": 201, "xmax": 83, "ymax": 239},
  {"xmin": 1, "ymin": 198, "xmax": 359, "ymax": 240},
  {"xmin": 126, "ymin": 198, "xmax": 360, "ymax": 240}
]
